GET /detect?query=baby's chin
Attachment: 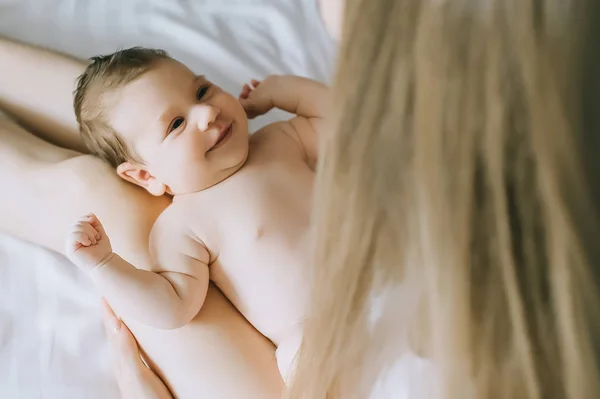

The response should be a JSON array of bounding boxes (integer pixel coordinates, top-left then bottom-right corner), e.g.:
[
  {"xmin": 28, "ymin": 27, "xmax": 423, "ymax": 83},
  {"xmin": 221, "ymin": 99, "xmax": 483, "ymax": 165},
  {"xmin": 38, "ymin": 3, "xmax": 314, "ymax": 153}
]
[
  {"xmin": 171, "ymin": 160, "xmax": 247, "ymax": 195},
  {"xmin": 209, "ymin": 155, "xmax": 248, "ymax": 187}
]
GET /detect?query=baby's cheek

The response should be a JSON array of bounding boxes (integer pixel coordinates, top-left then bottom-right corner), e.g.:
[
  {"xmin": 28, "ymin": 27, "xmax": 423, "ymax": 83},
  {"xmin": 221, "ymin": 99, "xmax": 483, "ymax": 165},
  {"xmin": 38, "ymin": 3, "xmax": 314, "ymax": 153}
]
[
  {"xmin": 187, "ymin": 130, "xmax": 212, "ymax": 153},
  {"xmin": 171, "ymin": 157, "xmax": 207, "ymax": 187},
  {"xmin": 219, "ymin": 92, "xmax": 247, "ymax": 118},
  {"xmin": 189, "ymin": 161, "xmax": 214, "ymax": 189}
]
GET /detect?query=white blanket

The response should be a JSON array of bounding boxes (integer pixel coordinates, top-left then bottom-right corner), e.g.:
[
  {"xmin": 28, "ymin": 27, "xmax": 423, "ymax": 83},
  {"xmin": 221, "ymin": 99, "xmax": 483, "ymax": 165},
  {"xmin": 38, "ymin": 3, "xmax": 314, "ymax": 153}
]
[{"xmin": 0, "ymin": 1, "xmax": 335, "ymax": 397}]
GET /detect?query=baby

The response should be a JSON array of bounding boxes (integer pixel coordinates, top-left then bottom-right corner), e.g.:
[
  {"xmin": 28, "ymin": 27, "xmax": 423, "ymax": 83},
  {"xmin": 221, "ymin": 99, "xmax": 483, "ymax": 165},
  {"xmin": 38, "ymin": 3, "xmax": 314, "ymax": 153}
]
[{"xmin": 64, "ymin": 48, "xmax": 326, "ymax": 381}]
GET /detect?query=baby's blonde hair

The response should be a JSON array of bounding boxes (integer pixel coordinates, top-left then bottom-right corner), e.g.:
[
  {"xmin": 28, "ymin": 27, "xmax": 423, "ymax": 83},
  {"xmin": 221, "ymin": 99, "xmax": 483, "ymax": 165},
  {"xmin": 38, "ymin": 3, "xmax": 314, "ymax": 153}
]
[
  {"xmin": 290, "ymin": 0, "xmax": 600, "ymax": 398},
  {"xmin": 73, "ymin": 47, "xmax": 169, "ymax": 167}
]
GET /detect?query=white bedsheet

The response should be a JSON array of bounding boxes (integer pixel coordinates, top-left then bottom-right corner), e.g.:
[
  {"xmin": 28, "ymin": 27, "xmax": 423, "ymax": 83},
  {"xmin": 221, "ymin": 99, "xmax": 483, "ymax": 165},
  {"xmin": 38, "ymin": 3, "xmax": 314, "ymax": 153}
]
[{"xmin": 0, "ymin": 1, "xmax": 335, "ymax": 397}]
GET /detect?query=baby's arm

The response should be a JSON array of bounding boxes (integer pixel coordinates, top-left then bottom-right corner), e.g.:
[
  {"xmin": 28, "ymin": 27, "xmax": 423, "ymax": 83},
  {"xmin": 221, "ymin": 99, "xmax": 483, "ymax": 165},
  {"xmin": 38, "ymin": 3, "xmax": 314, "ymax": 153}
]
[
  {"xmin": 240, "ymin": 75, "xmax": 328, "ymax": 166},
  {"xmin": 240, "ymin": 75, "xmax": 328, "ymax": 120},
  {"xmin": 66, "ymin": 214, "xmax": 209, "ymax": 330}
]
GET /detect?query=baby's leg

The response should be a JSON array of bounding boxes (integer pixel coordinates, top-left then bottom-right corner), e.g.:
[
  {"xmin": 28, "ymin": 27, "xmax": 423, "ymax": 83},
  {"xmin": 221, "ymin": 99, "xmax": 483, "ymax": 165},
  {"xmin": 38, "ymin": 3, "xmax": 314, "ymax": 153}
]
[{"xmin": 0, "ymin": 118, "xmax": 283, "ymax": 398}]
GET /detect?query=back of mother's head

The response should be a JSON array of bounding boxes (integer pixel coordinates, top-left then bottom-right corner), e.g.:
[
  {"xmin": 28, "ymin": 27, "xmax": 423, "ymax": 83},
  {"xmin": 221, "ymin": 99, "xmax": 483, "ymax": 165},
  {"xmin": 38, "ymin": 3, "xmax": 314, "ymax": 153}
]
[{"xmin": 291, "ymin": 0, "xmax": 600, "ymax": 398}]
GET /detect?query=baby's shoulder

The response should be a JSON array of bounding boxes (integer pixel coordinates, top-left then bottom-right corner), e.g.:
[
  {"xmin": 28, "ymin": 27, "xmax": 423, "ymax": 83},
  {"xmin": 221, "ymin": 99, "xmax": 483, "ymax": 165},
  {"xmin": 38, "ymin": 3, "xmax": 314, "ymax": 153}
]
[
  {"xmin": 149, "ymin": 201, "xmax": 212, "ymax": 261},
  {"xmin": 150, "ymin": 203, "xmax": 186, "ymax": 236},
  {"xmin": 250, "ymin": 120, "xmax": 306, "ymax": 158}
]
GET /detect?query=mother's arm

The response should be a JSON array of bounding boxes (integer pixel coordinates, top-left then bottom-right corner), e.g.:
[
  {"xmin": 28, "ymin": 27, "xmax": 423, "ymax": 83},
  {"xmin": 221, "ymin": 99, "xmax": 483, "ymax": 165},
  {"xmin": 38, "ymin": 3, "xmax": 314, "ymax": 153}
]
[
  {"xmin": 0, "ymin": 38, "xmax": 283, "ymax": 398},
  {"xmin": 0, "ymin": 37, "xmax": 87, "ymax": 152}
]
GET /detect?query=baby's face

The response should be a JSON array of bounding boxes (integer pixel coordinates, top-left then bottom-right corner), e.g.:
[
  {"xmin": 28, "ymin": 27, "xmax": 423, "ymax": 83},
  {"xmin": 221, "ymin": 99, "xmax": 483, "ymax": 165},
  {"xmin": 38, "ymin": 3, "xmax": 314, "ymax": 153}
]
[{"xmin": 108, "ymin": 59, "xmax": 249, "ymax": 195}]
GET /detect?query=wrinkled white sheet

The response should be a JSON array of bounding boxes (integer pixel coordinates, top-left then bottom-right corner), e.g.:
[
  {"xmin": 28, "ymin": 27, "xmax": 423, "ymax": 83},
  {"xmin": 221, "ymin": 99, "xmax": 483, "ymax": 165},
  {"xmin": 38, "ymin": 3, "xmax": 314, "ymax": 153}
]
[{"xmin": 0, "ymin": 1, "xmax": 335, "ymax": 397}]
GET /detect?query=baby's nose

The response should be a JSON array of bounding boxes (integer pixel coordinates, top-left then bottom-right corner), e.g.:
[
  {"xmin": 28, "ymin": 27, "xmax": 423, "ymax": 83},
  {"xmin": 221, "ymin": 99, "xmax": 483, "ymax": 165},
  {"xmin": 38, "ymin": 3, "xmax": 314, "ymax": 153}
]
[{"xmin": 194, "ymin": 105, "xmax": 220, "ymax": 131}]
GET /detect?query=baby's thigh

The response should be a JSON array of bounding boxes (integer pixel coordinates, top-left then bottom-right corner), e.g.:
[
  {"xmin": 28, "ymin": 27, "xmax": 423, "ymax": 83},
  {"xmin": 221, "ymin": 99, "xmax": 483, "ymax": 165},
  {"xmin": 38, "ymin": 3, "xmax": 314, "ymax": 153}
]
[{"xmin": 129, "ymin": 286, "xmax": 284, "ymax": 399}]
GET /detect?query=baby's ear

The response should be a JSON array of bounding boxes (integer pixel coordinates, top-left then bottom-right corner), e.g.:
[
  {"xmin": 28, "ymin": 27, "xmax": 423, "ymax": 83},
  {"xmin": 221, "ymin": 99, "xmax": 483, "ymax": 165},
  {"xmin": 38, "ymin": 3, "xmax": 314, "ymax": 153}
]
[{"xmin": 116, "ymin": 162, "xmax": 166, "ymax": 196}]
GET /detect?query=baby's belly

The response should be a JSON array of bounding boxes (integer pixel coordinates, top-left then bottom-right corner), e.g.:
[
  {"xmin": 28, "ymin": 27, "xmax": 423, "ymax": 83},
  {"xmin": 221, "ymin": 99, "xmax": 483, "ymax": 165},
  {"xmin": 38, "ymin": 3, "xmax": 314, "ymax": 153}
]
[
  {"xmin": 125, "ymin": 285, "xmax": 283, "ymax": 399},
  {"xmin": 213, "ymin": 252, "xmax": 311, "ymax": 345}
]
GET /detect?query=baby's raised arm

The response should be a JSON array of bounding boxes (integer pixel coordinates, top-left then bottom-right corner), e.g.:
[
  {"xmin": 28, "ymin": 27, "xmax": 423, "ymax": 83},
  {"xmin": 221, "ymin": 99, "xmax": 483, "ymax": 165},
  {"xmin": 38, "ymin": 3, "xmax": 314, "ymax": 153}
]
[
  {"xmin": 240, "ymin": 75, "xmax": 329, "ymax": 167},
  {"xmin": 66, "ymin": 213, "xmax": 209, "ymax": 330},
  {"xmin": 240, "ymin": 75, "xmax": 328, "ymax": 120}
]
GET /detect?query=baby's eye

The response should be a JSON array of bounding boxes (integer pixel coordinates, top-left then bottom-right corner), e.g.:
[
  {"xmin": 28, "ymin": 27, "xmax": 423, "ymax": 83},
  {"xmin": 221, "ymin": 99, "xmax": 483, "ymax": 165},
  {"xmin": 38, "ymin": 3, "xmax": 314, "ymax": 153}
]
[
  {"xmin": 169, "ymin": 117, "xmax": 185, "ymax": 132},
  {"xmin": 196, "ymin": 85, "xmax": 209, "ymax": 101}
]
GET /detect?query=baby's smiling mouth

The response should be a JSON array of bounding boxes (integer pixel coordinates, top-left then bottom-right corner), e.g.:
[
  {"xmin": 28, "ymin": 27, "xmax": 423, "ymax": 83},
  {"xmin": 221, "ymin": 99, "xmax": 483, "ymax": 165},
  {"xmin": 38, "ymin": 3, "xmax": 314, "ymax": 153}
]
[{"xmin": 208, "ymin": 122, "xmax": 233, "ymax": 152}]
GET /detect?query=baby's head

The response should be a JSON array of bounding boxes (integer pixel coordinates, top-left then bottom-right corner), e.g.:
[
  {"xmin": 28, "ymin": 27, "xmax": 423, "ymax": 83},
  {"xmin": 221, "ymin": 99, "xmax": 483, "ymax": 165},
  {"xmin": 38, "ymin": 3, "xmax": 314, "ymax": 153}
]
[{"xmin": 74, "ymin": 47, "xmax": 249, "ymax": 195}]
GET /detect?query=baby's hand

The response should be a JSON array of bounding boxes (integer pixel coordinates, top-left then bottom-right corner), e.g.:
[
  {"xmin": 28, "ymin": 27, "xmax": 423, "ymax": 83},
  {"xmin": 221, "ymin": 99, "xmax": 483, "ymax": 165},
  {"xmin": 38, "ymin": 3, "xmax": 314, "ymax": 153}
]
[
  {"xmin": 65, "ymin": 214, "xmax": 113, "ymax": 270},
  {"xmin": 239, "ymin": 76, "xmax": 278, "ymax": 119}
]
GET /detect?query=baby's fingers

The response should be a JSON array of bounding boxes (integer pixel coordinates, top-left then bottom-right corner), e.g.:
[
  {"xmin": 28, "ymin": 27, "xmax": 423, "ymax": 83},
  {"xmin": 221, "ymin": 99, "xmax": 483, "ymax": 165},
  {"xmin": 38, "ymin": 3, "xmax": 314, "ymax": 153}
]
[
  {"xmin": 239, "ymin": 84, "xmax": 252, "ymax": 100},
  {"xmin": 67, "ymin": 231, "xmax": 94, "ymax": 251},
  {"xmin": 82, "ymin": 214, "xmax": 106, "ymax": 239},
  {"xmin": 76, "ymin": 221, "xmax": 99, "ymax": 243}
]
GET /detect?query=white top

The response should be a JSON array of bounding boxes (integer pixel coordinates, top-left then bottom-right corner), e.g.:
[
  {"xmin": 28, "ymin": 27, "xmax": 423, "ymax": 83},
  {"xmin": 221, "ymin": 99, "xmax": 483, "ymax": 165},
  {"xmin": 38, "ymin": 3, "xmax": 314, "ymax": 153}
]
[{"xmin": 365, "ymin": 281, "xmax": 437, "ymax": 398}]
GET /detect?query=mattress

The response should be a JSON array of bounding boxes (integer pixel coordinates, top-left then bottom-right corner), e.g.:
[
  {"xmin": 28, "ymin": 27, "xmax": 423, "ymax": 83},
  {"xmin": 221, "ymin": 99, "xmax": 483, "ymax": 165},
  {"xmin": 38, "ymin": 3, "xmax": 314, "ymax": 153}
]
[{"xmin": 0, "ymin": 1, "xmax": 335, "ymax": 397}]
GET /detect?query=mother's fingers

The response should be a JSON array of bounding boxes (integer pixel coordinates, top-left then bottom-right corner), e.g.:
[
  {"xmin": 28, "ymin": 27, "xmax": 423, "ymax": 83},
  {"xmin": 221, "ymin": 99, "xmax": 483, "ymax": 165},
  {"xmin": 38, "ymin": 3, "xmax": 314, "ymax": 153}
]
[
  {"xmin": 101, "ymin": 300, "xmax": 174, "ymax": 399},
  {"xmin": 102, "ymin": 299, "xmax": 146, "ymax": 371}
]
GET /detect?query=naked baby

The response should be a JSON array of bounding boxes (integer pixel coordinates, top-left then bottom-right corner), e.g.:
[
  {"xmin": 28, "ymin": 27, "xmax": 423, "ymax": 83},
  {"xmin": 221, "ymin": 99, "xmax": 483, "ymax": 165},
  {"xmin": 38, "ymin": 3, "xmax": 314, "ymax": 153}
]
[{"xmin": 64, "ymin": 48, "xmax": 326, "ymax": 384}]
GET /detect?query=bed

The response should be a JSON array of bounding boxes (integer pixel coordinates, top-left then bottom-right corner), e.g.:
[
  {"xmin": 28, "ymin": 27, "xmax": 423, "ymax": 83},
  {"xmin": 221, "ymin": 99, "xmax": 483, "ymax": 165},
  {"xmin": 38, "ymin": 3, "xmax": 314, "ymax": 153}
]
[{"xmin": 0, "ymin": 1, "xmax": 335, "ymax": 397}]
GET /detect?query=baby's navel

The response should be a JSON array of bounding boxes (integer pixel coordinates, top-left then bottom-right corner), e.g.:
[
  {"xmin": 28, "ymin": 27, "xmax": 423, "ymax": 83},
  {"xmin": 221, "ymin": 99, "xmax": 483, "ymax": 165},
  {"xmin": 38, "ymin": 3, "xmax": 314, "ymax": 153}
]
[{"xmin": 254, "ymin": 227, "xmax": 265, "ymax": 239}]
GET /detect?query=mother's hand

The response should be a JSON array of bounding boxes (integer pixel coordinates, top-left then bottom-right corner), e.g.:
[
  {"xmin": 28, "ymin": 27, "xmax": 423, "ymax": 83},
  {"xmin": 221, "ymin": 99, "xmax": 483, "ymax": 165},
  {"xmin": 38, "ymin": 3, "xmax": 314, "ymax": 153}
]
[{"xmin": 102, "ymin": 300, "xmax": 173, "ymax": 399}]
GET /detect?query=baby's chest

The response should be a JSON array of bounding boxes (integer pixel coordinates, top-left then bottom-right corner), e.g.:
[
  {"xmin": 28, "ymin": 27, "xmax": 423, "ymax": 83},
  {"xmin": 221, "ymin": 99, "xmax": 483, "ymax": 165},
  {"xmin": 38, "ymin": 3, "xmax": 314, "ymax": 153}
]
[
  {"xmin": 230, "ymin": 170, "xmax": 310, "ymax": 239},
  {"xmin": 209, "ymin": 162, "xmax": 313, "ymax": 265}
]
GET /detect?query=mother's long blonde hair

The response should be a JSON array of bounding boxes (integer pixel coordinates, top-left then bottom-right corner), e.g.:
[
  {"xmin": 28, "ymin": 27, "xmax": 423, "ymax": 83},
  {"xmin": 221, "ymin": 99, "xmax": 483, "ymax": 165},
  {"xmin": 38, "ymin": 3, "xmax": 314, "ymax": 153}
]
[{"xmin": 290, "ymin": 0, "xmax": 600, "ymax": 398}]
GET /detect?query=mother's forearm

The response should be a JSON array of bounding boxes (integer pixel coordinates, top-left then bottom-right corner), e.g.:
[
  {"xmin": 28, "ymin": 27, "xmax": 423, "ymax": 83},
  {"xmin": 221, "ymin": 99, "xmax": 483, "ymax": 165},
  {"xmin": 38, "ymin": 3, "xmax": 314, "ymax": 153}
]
[{"xmin": 0, "ymin": 36, "xmax": 87, "ymax": 152}]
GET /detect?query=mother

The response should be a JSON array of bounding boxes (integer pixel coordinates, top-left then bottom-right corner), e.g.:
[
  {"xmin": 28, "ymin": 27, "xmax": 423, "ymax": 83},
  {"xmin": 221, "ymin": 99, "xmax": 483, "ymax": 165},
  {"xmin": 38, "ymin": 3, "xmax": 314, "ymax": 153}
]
[{"xmin": 2, "ymin": 0, "xmax": 600, "ymax": 398}]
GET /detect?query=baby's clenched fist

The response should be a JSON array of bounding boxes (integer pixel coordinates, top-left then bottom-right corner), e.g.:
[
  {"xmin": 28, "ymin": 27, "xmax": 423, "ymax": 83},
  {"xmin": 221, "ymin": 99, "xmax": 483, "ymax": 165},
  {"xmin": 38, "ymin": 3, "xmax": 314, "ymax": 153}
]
[
  {"xmin": 239, "ymin": 76, "xmax": 278, "ymax": 119},
  {"xmin": 65, "ymin": 213, "xmax": 113, "ymax": 270}
]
